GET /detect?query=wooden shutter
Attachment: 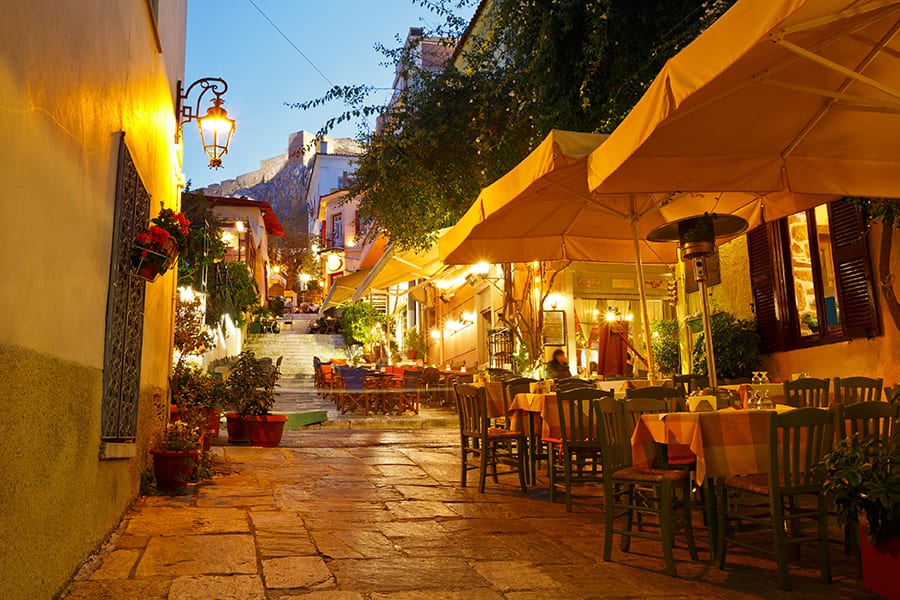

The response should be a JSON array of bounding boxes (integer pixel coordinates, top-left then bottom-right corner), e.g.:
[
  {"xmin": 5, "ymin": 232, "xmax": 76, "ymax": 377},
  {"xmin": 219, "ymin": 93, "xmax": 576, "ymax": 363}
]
[
  {"xmin": 747, "ymin": 223, "xmax": 785, "ymax": 353},
  {"xmin": 830, "ymin": 200, "xmax": 881, "ymax": 339}
]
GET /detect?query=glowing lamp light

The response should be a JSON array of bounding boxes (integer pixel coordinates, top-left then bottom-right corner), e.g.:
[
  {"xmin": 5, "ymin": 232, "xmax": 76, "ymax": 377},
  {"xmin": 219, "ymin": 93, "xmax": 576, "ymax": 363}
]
[
  {"xmin": 430, "ymin": 329, "xmax": 441, "ymax": 340},
  {"xmin": 605, "ymin": 311, "xmax": 617, "ymax": 322},
  {"xmin": 176, "ymin": 77, "xmax": 236, "ymax": 169},
  {"xmin": 472, "ymin": 262, "xmax": 490, "ymax": 275}
]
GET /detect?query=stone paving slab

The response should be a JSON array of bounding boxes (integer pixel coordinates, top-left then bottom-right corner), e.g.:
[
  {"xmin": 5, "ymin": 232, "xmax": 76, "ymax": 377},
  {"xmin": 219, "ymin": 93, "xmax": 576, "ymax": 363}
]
[{"xmin": 62, "ymin": 421, "xmax": 879, "ymax": 599}]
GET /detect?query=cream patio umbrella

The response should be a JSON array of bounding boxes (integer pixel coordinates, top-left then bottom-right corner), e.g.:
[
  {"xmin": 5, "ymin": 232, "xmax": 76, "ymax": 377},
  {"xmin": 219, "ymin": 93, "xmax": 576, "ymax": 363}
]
[
  {"xmin": 438, "ymin": 129, "xmax": 778, "ymax": 381},
  {"xmin": 586, "ymin": 0, "xmax": 892, "ymax": 385},
  {"xmin": 588, "ymin": 0, "xmax": 900, "ymax": 198}
]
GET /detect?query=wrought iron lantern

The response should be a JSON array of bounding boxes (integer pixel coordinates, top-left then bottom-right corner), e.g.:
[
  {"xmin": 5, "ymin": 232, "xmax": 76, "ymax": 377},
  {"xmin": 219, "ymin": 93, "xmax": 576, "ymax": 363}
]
[{"xmin": 176, "ymin": 77, "xmax": 236, "ymax": 169}]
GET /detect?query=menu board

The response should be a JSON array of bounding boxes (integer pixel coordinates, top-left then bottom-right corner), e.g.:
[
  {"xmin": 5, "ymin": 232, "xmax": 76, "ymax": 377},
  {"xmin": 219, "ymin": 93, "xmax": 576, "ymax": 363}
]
[{"xmin": 542, "ymin": 310, "xmax": 566, "ymax": 347}]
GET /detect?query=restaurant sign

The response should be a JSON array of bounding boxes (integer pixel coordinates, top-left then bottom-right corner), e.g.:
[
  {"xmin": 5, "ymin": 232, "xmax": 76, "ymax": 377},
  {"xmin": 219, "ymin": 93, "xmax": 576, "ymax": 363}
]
[{"xmin": 573, "ymin": 270, "xmax": 669, "ymax": 299}]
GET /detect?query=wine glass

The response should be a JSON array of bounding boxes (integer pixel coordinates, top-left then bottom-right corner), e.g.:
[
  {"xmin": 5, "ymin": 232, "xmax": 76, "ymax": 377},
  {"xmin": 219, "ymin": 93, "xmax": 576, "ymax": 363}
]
[
  {"xmin": 760, "ymin": 371, "xmax": 769, "ymax": 384},
  {"xmin": 751, "ymin": 371, "xmax": 762, "ymax": 386}
]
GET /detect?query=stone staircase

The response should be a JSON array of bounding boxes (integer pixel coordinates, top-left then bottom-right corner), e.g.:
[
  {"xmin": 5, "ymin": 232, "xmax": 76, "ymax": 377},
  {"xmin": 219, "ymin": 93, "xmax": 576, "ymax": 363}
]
[{"xmin": 244, "ymin": 314, "xmax": 345, "ymax": 379}]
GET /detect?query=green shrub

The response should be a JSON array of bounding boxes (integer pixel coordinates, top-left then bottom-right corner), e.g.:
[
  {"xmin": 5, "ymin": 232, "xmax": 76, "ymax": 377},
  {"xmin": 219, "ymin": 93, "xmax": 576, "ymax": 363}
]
[
  {"xmin": 650, "ymin": 319, "xmax": 680, "ymax": 376},
  {"xmin": 691, "ymin": 312, "xmax": 761, "ymax": 379}
]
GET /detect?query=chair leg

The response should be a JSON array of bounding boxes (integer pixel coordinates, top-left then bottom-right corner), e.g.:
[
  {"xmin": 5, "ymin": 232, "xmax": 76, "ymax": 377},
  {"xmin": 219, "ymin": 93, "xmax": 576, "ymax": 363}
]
[
  {"xmin": 620, "ymin": 486, "xmax": 634, "ymax": 552},
  {"xmin": 716, "ymin": 479, "xmax": 728, "ymax": 569},
  {"xmin": 817, "ymin": 497, "xmax": 832, "ymax": 584},
  {"xmin": 682, "ymin": 479, "xmax": 699, "ymax": 562},
  {"xmin": 517, "ymin": 438, "xmax": 527, "ymax": 493},
  {"xmin": 460, "ymin": 439, "xmax": 468, "ymax": 488},
  {"xmin": 564, "ymin": 453, "xmax": 573, "ymax": 513},
  {"xmin": 660, "ymin": 479, "xmax": 677, "ymax": 577},
  {"xmin": 548, "ymin": 450, "xmax": 557, "ymax": 503},
  {"xmin": 603, "ymin": 482, "xmax": 616, "ymax": 562},
  {"xmin": 478, "ymin": 443, "xmax": 489, "ymax": 493},
  {"xmin": 771, "ymin": 497, "xmax": 791, "ymax": 591}
]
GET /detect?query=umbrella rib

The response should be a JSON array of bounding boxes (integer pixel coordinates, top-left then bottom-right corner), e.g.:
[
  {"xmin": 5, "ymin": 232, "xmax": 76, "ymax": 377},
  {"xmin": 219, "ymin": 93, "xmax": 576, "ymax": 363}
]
[{"xmin": 757, "ymin": 79, "xmax": 900, "ymax": 112}]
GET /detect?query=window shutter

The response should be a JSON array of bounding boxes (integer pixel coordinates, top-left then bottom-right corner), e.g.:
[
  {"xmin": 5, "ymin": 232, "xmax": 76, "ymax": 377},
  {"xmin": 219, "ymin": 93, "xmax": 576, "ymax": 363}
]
[
  {"xmin": 830, "ymin": 200, "xmax": 880, "ymax": 339},
  {"xmin": 747, "ymin": 224, "xmax": 785, "ymax": 353}
]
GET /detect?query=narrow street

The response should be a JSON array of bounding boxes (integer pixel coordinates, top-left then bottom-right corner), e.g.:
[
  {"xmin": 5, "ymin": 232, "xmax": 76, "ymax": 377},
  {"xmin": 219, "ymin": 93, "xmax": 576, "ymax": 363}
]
[{"xmin": 59, "ymin": 379, "xmax": 874, "ymax": 599}]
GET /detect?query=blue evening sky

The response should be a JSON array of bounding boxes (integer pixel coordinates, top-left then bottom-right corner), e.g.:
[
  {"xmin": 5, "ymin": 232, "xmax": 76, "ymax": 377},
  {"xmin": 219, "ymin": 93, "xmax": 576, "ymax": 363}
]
[{"xmin": 183, "ymin": 0, "xmax": 474, "ymax": 189}]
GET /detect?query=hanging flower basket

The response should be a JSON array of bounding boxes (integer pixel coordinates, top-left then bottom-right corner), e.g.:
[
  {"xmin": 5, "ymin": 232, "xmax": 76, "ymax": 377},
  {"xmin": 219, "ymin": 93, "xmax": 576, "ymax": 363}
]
[
  {"xmin": 131, "ymin": 244, "xmax": 178, "ymax": 282},
  {"xmin": 129, "ymin": 207, "xmax": 189, "ymax": 283}
]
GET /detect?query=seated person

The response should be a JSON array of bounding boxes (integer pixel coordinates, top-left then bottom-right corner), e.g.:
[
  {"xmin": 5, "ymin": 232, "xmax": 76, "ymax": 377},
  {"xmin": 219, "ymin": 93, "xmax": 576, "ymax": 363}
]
[{"xmin": 546, "ymin": 349, "xmax": 572, "ymax": 379}]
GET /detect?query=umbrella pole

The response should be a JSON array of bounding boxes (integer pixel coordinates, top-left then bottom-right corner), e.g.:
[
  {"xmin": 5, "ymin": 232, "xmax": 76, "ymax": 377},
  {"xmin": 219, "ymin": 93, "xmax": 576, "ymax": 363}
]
[
  {"xmin": 631, "ymin": 219, "xmax": 658, "ymax": 382},
  {"xmin": 697, "ymin": 267, "xmax": 717, "ymax": 389}
]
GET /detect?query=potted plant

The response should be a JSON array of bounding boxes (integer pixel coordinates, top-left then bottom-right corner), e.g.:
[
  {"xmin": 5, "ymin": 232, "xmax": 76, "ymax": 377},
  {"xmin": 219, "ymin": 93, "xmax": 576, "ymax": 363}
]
[
  {"xmin": 150, "ymin": 421, "xmax": 201, "ymax": 492},
  {"xmin": 822, "ymin": 433, "xmax": 900, "ymax": 598},
  {"xmin": 403, "ymin": 327, "xmax": 426, "ymax": 360},
  {"xmin": 226, "ymin": 350, "xmax": 286, "ymax": 447},
  {"xmin": 172, "ymin": 365, "xmax": 226, "ymax": 448},
  {"xmin": 131, "ymin": 206, "xmax": 191, "ymax": 282},
  {"xmin": 690, "ymin": 311, "xmax": 761, "ymax": 379}
]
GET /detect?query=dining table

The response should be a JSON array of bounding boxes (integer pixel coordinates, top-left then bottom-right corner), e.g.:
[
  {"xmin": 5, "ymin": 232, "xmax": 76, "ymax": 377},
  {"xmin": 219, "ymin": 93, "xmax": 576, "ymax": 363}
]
[{"xmin": 631, "ymin": 404, "xmax": 797, "ymax": 562}]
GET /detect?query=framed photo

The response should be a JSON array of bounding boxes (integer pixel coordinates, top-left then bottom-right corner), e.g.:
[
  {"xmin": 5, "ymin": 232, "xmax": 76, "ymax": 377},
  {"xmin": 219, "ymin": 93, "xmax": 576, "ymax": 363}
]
[{"xmin": 542, "ymin": 310, "xmax": 567, "ymax": 347}]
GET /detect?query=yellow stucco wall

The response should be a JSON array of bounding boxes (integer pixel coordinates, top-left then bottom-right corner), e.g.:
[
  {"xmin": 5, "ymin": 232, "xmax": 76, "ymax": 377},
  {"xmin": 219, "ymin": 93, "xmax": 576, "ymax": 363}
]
[
  {"xmin": 682, "ymin": 226, "xmax": 900, "ymax": 387},
  {"xmin": 0, "ymin": 2, "xmax": 186, "ymax": 598}
]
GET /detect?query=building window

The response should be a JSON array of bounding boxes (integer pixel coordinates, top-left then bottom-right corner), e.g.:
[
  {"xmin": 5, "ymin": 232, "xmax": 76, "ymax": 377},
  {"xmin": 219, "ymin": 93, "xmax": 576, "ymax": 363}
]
[
  {"xmin": 331, "ymin": 214, "xmax": 344, "ymax": 249},
  {"xmin": 102, "ymin": 133, "xmax": 148, "ymax": 442},
  {"xmin": 748, "ymin": 198, "xmax": 880, "ymax": 353}
]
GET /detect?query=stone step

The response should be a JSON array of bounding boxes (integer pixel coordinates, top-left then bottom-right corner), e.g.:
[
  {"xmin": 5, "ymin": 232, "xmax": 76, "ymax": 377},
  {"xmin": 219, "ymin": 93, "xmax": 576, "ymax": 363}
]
[{"xmin": 244, "ymin": 333, "xmax": 345, "ymax": 376}]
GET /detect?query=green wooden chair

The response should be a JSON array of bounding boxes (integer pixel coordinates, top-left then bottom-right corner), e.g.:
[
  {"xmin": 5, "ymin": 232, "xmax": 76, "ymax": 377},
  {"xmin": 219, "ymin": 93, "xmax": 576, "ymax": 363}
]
[
  {"xmin": 833, "ymin": 376, "xmax": 883, "ymax": 405},
  {"xmin": 597, "ymin": 397, "xmax": 699, "ymax": 577},
  {"xmin": 454, "ymin": 384, "xmax": 527, "ymax": 493},
  {"xmin": 550, "ymin": 387, "xmax": 614, "ymax": 511},
  {"xmin": 782, "ymin": 377, "xmax": 831, "ymax": 408},
  {"xmin": 716, "ymin": 407, "xmax": 836, "ymax": 591}
]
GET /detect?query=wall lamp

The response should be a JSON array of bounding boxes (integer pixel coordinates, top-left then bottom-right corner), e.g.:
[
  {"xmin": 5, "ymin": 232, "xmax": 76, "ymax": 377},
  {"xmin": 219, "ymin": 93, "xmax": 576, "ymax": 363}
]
[{"xmin": 176, "ymin": 77, "xmax": 236, "ymax": 169}]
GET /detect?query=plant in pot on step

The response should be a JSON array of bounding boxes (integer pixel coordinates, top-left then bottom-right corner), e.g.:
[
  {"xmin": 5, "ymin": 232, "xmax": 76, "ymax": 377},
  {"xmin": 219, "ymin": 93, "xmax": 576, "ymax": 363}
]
[
  {"xmin": 403, "ymin": 326, "xmax": 426, "ymax": 361},
  {"xmin": 150, "ymin": 419, "xmax": 201, "ymax": 493},
  {"xmin": 226, "ymin": 350, "xmax": 286, "ymax": 447},
  {"xmin": 822, "ymin": 432, "xmax": 900, "ymax": 599},
  {"xmin": 172, "ymin": 365, "xmax": 226, "ymax": 450}
]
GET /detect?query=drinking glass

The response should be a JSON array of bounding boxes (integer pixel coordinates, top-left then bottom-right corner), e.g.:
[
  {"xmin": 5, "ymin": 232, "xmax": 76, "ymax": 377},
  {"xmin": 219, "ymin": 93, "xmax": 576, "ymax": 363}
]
[
  {"xmin": 751, "ymin": 371, "xmax": 762, "ymax": 386},
  {"xmin": 760, "ymin": 371, "xmax": 769, "ymax": 384}
]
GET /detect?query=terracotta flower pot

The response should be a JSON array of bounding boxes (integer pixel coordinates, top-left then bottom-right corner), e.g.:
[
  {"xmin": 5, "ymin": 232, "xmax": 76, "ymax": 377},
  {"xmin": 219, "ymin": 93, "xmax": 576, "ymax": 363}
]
[
  {"xmin": 225, "ymin": 412, "xmax": 249, "ymax": 445},
  {"xmin": 150, "ymin": 448, "xmax": 200, "ymax": 491},
  {"xmin": 243, "ymin": 414, "xmax": 288, "ymax": 447},
  {"xmin": 203, "ymin": 408, "xmax": 221, "ymax": 437}
]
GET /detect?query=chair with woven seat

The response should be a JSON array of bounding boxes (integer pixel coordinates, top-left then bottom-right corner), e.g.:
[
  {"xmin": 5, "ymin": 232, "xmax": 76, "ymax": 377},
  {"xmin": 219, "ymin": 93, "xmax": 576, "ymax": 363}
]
[
  {"xmin": 625, "ymin": 385, "xmax": 686, "ymax": 414},
  {"xmin": 836, "ymin": 400, "xmax": 899, "ymax": 576},
  {"xmin": 673, "ymin": 374, "xmax": 710, "ymax": 398},
  {"xmin": 596, "ymin": 397, "xmax": 699, "ymax": 576},
  {"xmin": 782, "ymin": 377, "xmax": 831, "ymax": 408},
  {"xmin": 716, "ymin": 407, "xmax": 836, "ymax": 591},
  {"xmin": 833, "ymin": 376, "xmax": 883, "ymax": 405},
  {"xmin": 454, "ymin": 383, "xmax": 528, "ymax": 493},
  {"xmin": 550, "ymin": 387, "xmax": 615, "ymax": 511}
]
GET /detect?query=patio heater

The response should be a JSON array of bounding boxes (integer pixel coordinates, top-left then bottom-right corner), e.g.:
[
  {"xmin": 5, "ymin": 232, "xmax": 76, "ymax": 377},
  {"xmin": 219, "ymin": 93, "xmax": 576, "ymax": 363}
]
[{"xmin": 648, "ymin": 214, "xmax": 748, "ymax": 389}]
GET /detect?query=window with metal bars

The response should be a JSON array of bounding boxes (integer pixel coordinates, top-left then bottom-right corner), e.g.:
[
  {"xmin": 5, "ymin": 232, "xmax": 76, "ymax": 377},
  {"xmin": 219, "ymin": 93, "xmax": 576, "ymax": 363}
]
[{"xmin": 101, "ymin": 133, "xmax": 149, "ymax": 442}]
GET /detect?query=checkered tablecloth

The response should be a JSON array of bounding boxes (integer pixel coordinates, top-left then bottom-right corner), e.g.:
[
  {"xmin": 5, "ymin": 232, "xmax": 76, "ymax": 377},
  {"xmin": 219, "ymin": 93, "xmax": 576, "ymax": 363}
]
[
  {"xmin": 720, "ymin": 383, "xmax": 786, "ymax": 408},
  {"xmin": 508, "ymin": 393, "xmax": 562, "ymax": 439},
  {"xmin": 631, "ymin": 405, "xmax": 794, "ymax": 484}
]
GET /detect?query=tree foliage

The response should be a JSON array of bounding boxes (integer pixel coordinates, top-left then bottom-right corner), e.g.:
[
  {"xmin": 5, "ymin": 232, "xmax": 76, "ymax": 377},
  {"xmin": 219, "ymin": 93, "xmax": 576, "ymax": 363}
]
[
  {"xmin": 292, "ymin": 0, "xmax": 735, "ymax": 251},
  {"xmin": 178, "ymin": 192, "xmax": 227, "ymax": 290}
]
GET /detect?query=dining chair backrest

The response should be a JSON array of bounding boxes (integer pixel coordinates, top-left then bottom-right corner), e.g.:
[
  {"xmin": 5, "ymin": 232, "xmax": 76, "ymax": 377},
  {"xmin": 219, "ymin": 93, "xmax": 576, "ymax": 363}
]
[
  {"xmin": 504, "ymin": 377, "xmax": 537, "ymax": 407},
  {"xmin": 555, "ymin": 378, "xmax": 593, "ymax": 392},
  {"xmin": 595, "ymin": 397, "xmax": 631, "ymax": 473},
  {"xmin": 782, "ymin": 377, "xmax": 831, "ymax": 408},
  {"xmin": 402, "ymin": 368, "xmax": 422, "ymax": 389},
  {"xmin": 623, "ymin": 397, "xmax": 669, "ymax": 433},
  {"xmin": 455, "ymin": 383, "xmax": 489, "ymax": 439},
  {"xmin": 833, "ymin": 376, "xmax": 884, "ymax": 405},
  {"xmin": 839, "ymin": 401, "xmax": 898, "ymax": 445},
  {"xmin": 769, "ymin": 407, "xmax": 836, "ymax": 493},
  {"xmin": 673, "ymin": 373, "xmax": 709, "ymax": 397},
  {"xmin": 555, "ymin": 387, "xmax": 615, "ymax": 448},
  {"xmin": 625, "ymin": 385, "xmax": 685, "ymax": 413},
  {"xmin": 336, "ymin": 365, "xmax": 368, "ymax": 391}
]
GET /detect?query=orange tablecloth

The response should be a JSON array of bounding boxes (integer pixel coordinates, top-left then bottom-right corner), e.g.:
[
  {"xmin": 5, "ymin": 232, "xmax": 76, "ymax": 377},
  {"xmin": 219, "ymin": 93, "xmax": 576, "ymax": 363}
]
[
  {"xmin": 509, "ymin": 392, "xmax": 561, "ymax": 439},
  {"xmin": 631, "ymin": 405, "xmax": 794, "ymax": 484}
]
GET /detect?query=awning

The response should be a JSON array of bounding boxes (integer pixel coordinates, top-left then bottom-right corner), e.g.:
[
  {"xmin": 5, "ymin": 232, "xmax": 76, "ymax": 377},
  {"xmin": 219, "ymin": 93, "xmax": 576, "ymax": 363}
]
[
  {"xmin": 351, "ymin": 228, "xmax": 451, "ymax": 302},
  {"xmin": 319, "ymin": 268, "xmax": 371, "ymax": 312}
]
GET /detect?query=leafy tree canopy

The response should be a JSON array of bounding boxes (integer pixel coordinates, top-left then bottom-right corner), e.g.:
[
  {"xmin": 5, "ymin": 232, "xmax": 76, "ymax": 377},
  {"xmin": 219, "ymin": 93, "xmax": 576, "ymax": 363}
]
[{"xmin": 292, "ymin": 0, "xmax": 735, "ymax": 251}]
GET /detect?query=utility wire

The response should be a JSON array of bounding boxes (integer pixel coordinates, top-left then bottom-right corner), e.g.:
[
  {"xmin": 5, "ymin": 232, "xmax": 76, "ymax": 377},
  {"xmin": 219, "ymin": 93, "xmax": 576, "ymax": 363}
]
[{"xmin": 246, "ymin": 0, "xmax": 335, "ymax": 87}]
